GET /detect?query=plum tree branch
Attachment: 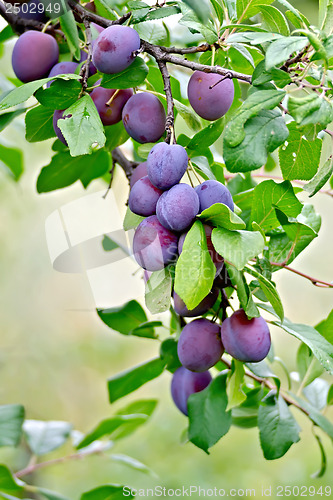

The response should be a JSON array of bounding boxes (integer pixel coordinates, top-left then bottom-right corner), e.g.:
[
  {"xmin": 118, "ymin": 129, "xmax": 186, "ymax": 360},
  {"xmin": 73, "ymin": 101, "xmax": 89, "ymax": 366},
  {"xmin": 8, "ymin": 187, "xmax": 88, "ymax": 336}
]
[
  {"xmin": 157, "ymin": 60, "xmax": 175, "ymax": 143},
  {"xmin": 270, "ymin": 262, "xmax": 333, "ymax": 288},
  {"xmin": 67, "ymin": 0, "xmax": 130, "ymax": 27},
  {"xmin": 79, "ymin": 19, "xmax": 92, "ymax": 94},
  {"xmin": 0, "ymin": 1, "xmax": 64, "ymax": 36},
  {"xmin": 111, "ymin": 147, "xmax": 137, "ymax": 182}
]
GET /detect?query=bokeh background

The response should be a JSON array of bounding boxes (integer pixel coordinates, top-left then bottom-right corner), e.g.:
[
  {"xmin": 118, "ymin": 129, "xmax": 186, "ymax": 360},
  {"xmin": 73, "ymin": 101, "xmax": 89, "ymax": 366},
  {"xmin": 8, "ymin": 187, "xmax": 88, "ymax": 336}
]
[{"xmin": 0, "ymin": 0, "xmax": 333, "ymax": 498}]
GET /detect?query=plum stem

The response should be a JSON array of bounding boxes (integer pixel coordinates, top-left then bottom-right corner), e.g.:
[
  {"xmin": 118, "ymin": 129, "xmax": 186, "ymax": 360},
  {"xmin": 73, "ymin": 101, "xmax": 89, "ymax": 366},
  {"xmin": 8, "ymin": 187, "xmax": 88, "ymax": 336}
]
[
  {"xmin": 157, "ymin": 60, "xmax": 175, "ymax": 144},
  {"xmin": 79, "ymin": 19, "xmax": 93, "ymax": 95}
]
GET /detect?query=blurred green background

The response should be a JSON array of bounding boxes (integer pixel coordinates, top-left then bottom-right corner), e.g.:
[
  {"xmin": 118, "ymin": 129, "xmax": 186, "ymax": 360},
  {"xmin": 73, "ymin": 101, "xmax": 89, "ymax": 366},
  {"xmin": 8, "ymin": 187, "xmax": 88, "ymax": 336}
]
[{"xmin": 0, "ymin": 0, "xmax": 333, "ymax": 498}]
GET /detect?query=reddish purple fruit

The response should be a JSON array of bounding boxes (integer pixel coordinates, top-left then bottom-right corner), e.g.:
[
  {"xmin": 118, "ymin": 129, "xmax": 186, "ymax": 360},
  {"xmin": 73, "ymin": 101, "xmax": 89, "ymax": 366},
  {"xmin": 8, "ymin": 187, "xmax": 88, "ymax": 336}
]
[
  {"xmin": 129, "ymin": 176, "xmax": 163, "ymax": 216},
  {"xmin": 195, "ymin": 180, "xmax": 234, "ymax": 212},
  {"xmin": 122, "ymin": 93, "xmax": 166, "ymax": 144},
  {"xmin": 91, "ymin": 82, "xmax": 133, "ymax": 126},
  {"xmin": 156, "ymin": 183, "xmax": 199, "ymax": 232},
  {"xmin": 47, "ymin": 61, "xmax": 78, "ymax": 88},
  {"xmin": 187, "ymin": 70, "xmax": 234, "ymax": 121},
  {"xmin": 147, "ymin": 143, "xmax": 188, "ymax": 190},
  {"xmin": 173, "ymin": 287, "xmax": 219, "ymax": 317},
  {"xmin": 130, "ymin": 162, "xmax": 148, "ymax": 188},
  {"xmin": 133, "ymin": 215, "xmax": 178, "ymax": 271},
  {"xmin": 92, "ymin": 25, "xmax": 140, "ymax": 74},
  {"xmin": 177, "ymin": 318, "xmax": 224, "ymax": 372},
  {"xmin": 221, "ymin": 309, "xmax": 271, "ymax": 362},
  {"xmin": 53, "ymin": 110, "xmax": 71, "ymax": 145},
  {"xmin": 171, "ymin": 366, "xmax": 212, "ymax": 415},
  {"xmin": 12, "ymin": 31, "xmax": 59, "ymax": 83}
]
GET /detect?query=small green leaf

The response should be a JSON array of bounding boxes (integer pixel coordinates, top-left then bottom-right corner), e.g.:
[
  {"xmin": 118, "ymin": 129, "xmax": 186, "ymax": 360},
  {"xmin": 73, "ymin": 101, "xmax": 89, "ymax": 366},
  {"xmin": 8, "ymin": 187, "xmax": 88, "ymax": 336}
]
[
  {"xmin": 212, "ymin": 227, "xmax": 265, "ymax": 270},
  {"xmin": 0, "ymin": 109, "xmax": 26, "ymax": 132},
  {"xmin": 0, "ymin": 142, "xmax": 23, "ymax": 181},
  {"xmin": 250, "ymin": 180, "xmax": 303, "ymax": 231},
  {"xmin": 101, "ymin": 58, "xmax": 149, "ymax": 89},
  {"xmin": 174, "ymin": 221, "xmax": 215, "ymax": 310},
  {"xmin": 258, "ymin": 393, "xmax": 301, "ymax": 459},
  {"xmin": 59, "ymin": 7, "xmax": 80, "ymax": 60},
  {"xmin": 187, "ymin": 119, "xmax": 224, "ymax": 151},
  {"xmin": 58, "ymin": 95, "xmax": 106, "ymax": 156},
  {"xmin": 198, "ymin": 203, "xmax": 246, "ymax": 230},
  {"xmin": 225, "ymin": 264, "xmax": 260, "ymax": 318},
  {"xmin": 37, "ymin": 488, "xmax": 70, "ymax": 500},
  {"xmin": 316, "ymin": 308, "xmax": 333, "ymax": 345},
  {"xmin": 25, "ymin": 106, "xmax": 55, "ymax": 142},
  {"xmin": 297, "ymin": 344, "xmax": 325, "ymax": 388},
  {"xmin": 292, "ymin": 394, "xmax": 333, "ymax": 439},
  {"xmin": 237, "ymin": 0, "xmax": 274, "ymax": 21},
  {"xmin": 0, "ymin": 405, "xmax": 24, "ymax": 448},
  {"xmin": 108, "ymin": 358, "xmax": 166, "ymax": 403},
  {"xmin": 104, "ymin": 121, "xmax": 129, "ymax": 151},
  {"xmin": 188, "ymin": 373, "xmax": 232, "ymax": 453},
  {"xmin": 260, "ymin": 5, "xmax": 290, "ymax": 35},
  {"xmin": 224, "ymin": 90, "xmax": 286, "ymax": 148},
  {"xmin": 252, "ymin": 61, "xmax": 291, "ymax": 87},
  {"xmin": 123, "ymin": 207, "xmax": 145, "ymax": 231},
  {"xmin": 81, "ymin": 485, "xmax": 133, "ymax": 500},
  {"xmin": 160, "ymin": 338, "xmax": 181, "ymax": 372},
  {"xmin": 23, "ymin": 420, "xmax": 72, "ymax": 456},
  {"xmin": 110, "ymin": 454, "xmax": 155, "ymax": 476},
  {"xmin": 304, "ymin": 155, "xmax": 333, "ymax": 197},
  {"xmin": 265, "ymin": 36, "xmax": 308, "ymax": 70},
  {"xmin": 0, "ymin": 465, "xmax": 23, "ymax": 494},
  {"xmin": 226, "ymin": 361, "xmax": 246, "ymax": 410},
  {"xmin": 182, "ymin": 0, "xmax": 211, "ymax": 23},
  {"xmin": 145, "ymin": 267, "xmax": 173, "ymax": 314},
  {"xmin": 279, "ymin": 123, "xmax": 322, "ymax": 181},
  {"xmin": 245, "ymin": 266, "xmax": 284, "ymax": 321},
  {"xmin": 35, "ymin": 79, "xmax": 82, "ymax": 110},
  {"xmin": 97, "ymin": 300, "xmax": 156, "ymax": 338}
]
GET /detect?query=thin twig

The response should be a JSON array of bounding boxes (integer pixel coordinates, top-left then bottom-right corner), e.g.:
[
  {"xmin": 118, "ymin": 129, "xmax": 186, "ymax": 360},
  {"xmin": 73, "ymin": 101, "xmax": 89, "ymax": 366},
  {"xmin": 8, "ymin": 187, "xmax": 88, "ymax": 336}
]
[
  {"xmin": 79, "ymin": 19, "xmax": 93, "ymax": 94},
  {"xmin": 270, "ymin": 262, "xmax": 333, "ymax": 288},
  {"xmin": 67, "ymin": 0, "xmax": 130, "ymax": 27},
  {"xmin": 157, "ymin": 60, "xmax": 174, "ymax": 143}
]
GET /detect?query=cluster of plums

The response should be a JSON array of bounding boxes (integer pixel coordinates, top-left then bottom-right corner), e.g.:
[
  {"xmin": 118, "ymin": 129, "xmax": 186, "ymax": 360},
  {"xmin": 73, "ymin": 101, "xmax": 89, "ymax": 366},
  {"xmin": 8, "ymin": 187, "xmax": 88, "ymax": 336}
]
[{"xmin": 10, "ymin": 8, "xmax": 270, "ymax": 417}]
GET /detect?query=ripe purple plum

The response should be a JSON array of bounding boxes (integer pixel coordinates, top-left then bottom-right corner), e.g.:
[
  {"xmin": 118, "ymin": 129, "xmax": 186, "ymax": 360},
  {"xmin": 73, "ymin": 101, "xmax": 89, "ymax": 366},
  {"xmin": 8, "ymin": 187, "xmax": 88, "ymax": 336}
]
[
  {"xmin": 130, "ymin": 162, "xmax": 148, "ymax": 188},
  {"xmin": 92, "ymin": 25, "xmax": 140, "ymax": 74},
  {"xmin": 156, "ymin": 184, "xmax": 199, "ymax": 232},
  {"xmin": 122, "ymin": 93, "xmax": 166, "ymax": 144},
  {"xmin": 91, "ymin": 82, "xmax": 133, "ymax": 126},
  {"xmin": 177, "ymin": 318, "xmax": 224, "ymax": 372},
  {"xmin": 47, "ymin": 61, "xmax": 78, "ymax": 88},
  {"xmin": 171, "ymin": 366, "xmax": 212, "ymax": 415},
  {"xmin": 221, "ymin": 309, "xmax": 271, "ymax": 362},
  {"xmin": 178, "ymin": 224, "xmax": 224, "ymax": 275},
  {"xmin": 129, "ymin": 176, "xmax": 163, "ymax": 216},
  {"xmin": 187, "ymin": 71, "xmax": 234, "ymax": 121},
  {"xmin": 173, "ymin": 287, "xmax": 219, "ymax": 317},
  {"xmin": 147, "ymin": 143, "xmax": 188, "ymax": 190},
  {"xmin": 133, "ymin": 215, "xmax": 178, "ymax": 271},
  {"xmin": 195, "ymin": 180, "xmax": 234, "ymax": 212},
  {"xmin": 53, "ymin": 109, "xmax": 71, "ymax": 145},
  {"xmin": 12, "ymin": 31, "xmax": 59, "ymax": 83}
]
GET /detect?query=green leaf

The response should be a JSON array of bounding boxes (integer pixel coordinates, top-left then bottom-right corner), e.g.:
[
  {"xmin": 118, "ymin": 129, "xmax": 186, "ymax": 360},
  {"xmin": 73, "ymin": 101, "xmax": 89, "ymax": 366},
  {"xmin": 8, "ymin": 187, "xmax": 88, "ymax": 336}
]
[
  {"xmin": 134, "ymin": 21, "xmax": 167, "ymax": 45},
  {"xmin": 224, "ymin": 109, "xmax": 289, "ymax": 172},
  {"xmin": 304, "ymin": 155, "xmax": 333, "ymax": 197},
  {"xmin": 316, "ymin": 308, "xmax": 333, "ymax": 345},
  {"xmin": 97, "ymin": 300, "xmax": 158, "ymax": 339},
  {"xmin": 226, "ymin": 361, "xmax": 246, "ymax": 410},
  {"xmin": 188, "ymin": 373, "xmax": 232, "ymax": 453},
  {"xmin": 265, "ymin": 36, "xmax": 308, "ymax": 70},
  {"xmin": 297, "ymin": 344, "xmax": 325, "ymax": 389},
  {"xmin": 198, "ymin": 203, "xmax": 246, "ymax": 230},
  {"xmin": 104, "ymin": 121, "xmax": 129, "ymax": 152},
  {"xmin": 182, "ymin": 0, "xmax": 211, "ymax": 23},
  {"xmin": 0, "ymin": 142, "xmax": 23, "ymax": 181},
  {"xmin": 59, "ymin": 7, "xmax": 80, "ymax": 60},
  {"xmin": 113, "ymin": 399, "xmax": 158, "ymax": 440},
  {"xmin": 0, "ymin": 25, "xmax": 15, "ymax": 43},
  {"xmin": 232, "ymin": 387, "xmax": 264, "ymax": 428},
  {"xmin": 145, "ymin": 267, "xmax": 173, "ymax": 314},
  {"xmin": 145, "ymin": 5, "xmax": 180, "ymax": 21},
  {"xmin": 245, "ymin": 266, "xmax": 284, "ymax": 321},
  {"xmin": 228, "ymin": 32, "xmax": 282, "ymax": 45},
  {"xmin": 225, "ymin": 264, "xmax": 260, "ymax": 318},
  {"xmin": 34, "ymin": 79, "xmax": 82, "ymax": 110},
  {"xmin": 174, "ymin": 98, "xmax": 201, "ymax": 131},
  {"xmin": 0, "ymin": 405, "xmax": 24, "ymax": 448},
  {"xmin": 224, "ymin": 90, "xmax": 286, "ymax": 148},
  {"xmin": 174, "ymin": 221, "xmax": 215, "ymax": 310},
  {"xmin": 37, "ymin": 488, "xmax": 70, "ymax": 500},
  {"xmin": 0, "ymin": 74, "xmax": 81, "ymax": 112},
  {"xmin": 25, "ymin": 106, "xmax": 55, "ymax": 142},
  {"xmin": 76, "ymin": 414, "xmax": 149, "ymax": 450},
  {"xmin": 212, "ymin": 227, "xmax": 265, "ymax": 270},
  {"xmin": 292, "ymin": 394, "xmax": 333, "ymax": 439},
  {"xmin": 311, "ymin": 434, "xmax": 327, "ymax": 479},
  {"xmin": 237, "ymin": 0, "xmax": 274, "ymax": 21},
  {"xmin": 101, "ymin": 58, "xmax": 149, "ymax": 89},
  {"xmin": 250, "ymin": 180, "xmax": 303, "ymax": 231},
  {"xmin": 23, "ymin": 420, "xmax": 72, "ymax": 456},
  {"xmin": 108, "ymin": 358, "xmax": 166, "ymax": 403},
  {"xmin": 279, "ymin": 123, "xmax": 322, "ymax": 181},
  {"xmin": 94, "ymin": 0, "xmax": 117, "ymax": 20},
  {"xmin": 160, "ymin": 338, "xmax": 181, "ymax": 372},
  {"xmin": 260, "ymin": 5, "xmax": 290, "ymax": 36},
  {"xmin": 252, "ymin": 61, "xmax": 292, "ymax": 87},
  {"xmin": 0, "ymin": 465, "xmax": 23, "ymax": 494},
  {"xmin": 271, "ymin": 317, "xmax": 333, "ymax": 374},
  {"xmin": 81, "ymin": 485, "xmax": 133, "ymax": 500},
  {"xmin": 58, "ymin": 95, "xmax": 106, "ymax": 156},
  {"xmin": 0, "ymin": 109, "xmax": 26, "ymax": 132},
  {"xmin": 110, "ymin": 454, "xmax": 155, "ymax": 476},
  {"xmin": 123, "ymin": 207, "xmax": 145, "ymax": 231},
  {"xmin": 187, "ymin": 119, "xmax": 224, "ymax": 151},
  {"xmin": 37, "ymin": 150, "xmax": 110, "ymax": 193},
  {"xmin": 322, "ymin": 0, "xmax": 333, "ymax": 34},
  {"xmin": 258, "ymin": 393, "xmax": 301, "ymax": 459},
  {"xmin": 289, "ymin": 95, "xmax": 333, "ymax": 128}
]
